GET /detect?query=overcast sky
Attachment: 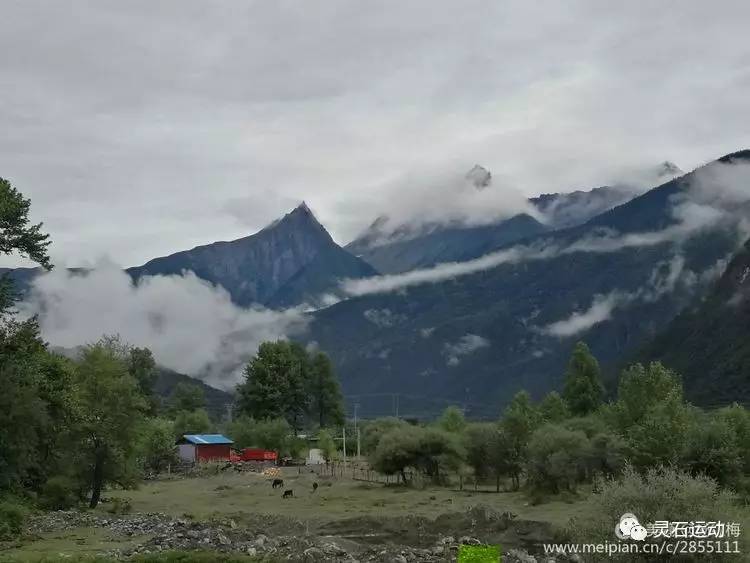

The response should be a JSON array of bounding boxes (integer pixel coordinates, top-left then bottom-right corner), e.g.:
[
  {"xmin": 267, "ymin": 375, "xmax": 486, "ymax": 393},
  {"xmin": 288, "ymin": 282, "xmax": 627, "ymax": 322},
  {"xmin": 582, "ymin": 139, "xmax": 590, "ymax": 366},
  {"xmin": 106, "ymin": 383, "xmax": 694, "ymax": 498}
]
[{"xmin": 1, "ymin": 1, "xmax": 749, "ymax": 268}]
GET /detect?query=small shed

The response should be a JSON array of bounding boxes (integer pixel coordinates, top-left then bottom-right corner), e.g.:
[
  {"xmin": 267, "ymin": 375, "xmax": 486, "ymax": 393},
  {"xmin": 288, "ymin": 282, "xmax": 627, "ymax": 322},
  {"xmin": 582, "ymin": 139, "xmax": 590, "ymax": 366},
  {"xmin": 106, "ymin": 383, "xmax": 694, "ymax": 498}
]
[{"xmin": 177, "ymin": 434, "xmax": 234, "ymax": 463}]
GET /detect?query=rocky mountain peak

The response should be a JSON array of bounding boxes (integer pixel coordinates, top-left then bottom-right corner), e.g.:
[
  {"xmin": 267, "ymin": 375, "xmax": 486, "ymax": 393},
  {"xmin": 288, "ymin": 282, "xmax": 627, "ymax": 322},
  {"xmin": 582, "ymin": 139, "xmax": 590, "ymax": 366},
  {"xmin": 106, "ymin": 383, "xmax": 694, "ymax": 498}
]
[
  {"xmin": 466, "ymin": 164, "xmax": 492, "ymax": 189},
  {"xmin": 262, "ymin": 201, "xmax": 331, "ymax": 241}
]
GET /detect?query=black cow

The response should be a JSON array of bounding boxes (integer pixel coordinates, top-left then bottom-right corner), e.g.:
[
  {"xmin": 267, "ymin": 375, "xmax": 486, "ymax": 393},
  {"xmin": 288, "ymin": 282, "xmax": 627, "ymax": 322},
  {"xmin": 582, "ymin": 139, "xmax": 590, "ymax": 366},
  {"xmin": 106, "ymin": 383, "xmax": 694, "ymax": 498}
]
[
  {"xmin": 272, "ymin": 478, "xmax": 284, "ymax": 489},
  {"xmin": 282, "ymin": 489, "xmax": 294, "ymax": 498},
  {"xmin": 312, "ymin": 482, "xmax": 318, "ymax": 493}
]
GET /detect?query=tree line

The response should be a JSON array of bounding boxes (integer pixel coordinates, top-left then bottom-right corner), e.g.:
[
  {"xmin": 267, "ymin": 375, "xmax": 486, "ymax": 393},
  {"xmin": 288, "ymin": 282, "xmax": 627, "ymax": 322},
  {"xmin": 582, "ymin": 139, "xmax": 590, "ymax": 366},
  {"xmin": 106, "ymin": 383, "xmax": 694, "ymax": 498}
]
[{"xmin": 363, "ymin": 342, "xmax": 750, "ymax": 500}]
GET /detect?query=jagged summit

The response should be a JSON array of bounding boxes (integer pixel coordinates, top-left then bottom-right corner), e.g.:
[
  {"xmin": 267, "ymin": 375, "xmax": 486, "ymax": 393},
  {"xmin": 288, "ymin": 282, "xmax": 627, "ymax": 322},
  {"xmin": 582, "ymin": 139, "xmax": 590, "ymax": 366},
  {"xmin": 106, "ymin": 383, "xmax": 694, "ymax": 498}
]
[
  {"xmin": 262, "ymin": 201, "xmax": 327, "ymax": 236},
  {"xmin": 657, "ymin": 161, "xmax": 683, "ymax": 177},
  {"xmin": 128, "ymin": 203, "xmax": 373, "ymax": 307}
]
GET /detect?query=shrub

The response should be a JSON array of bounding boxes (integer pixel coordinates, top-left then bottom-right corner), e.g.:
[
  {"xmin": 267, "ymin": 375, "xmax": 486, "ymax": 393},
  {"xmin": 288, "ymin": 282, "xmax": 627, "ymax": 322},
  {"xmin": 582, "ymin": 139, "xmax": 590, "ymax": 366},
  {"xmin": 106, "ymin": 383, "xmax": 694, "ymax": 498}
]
[
  {"xmin": 568, "ymin": 466, "xmax": 748, "ymax": 561},
  {"xmin": 587, "ymin": 431, "xmax": 630, "ymax": 478},
  {"xmin": 40, "ymin": 475, "xmax": 78, "ymax": 510},
  {"xmin": 369, "ymin": 425, "xmax": 464, "ymax": 484},
  {"xmin": 360, "ymin": 417, "xmax": 409, "ymax": 455},
  {"xmin": 0, "ymin": 500, "xmax": 27, "ymax": 541},
  {"xmin": 526, "ymin": 424, "xmax": 590, "ymax": 494}
]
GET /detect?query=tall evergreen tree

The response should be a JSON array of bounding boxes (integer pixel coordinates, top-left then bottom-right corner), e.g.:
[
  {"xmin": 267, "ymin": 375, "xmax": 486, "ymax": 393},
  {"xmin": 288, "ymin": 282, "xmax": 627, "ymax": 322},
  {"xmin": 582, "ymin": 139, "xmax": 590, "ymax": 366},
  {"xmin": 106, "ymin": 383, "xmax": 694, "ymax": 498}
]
[{"xmin": 562, "ymin": 341, "xmax": 604, "ymax": 416}]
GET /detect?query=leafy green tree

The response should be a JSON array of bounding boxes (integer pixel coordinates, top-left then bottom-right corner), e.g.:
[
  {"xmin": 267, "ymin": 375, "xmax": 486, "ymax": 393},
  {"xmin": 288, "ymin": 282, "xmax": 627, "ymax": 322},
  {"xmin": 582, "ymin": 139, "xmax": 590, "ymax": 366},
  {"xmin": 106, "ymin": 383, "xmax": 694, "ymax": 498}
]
[
  {"xmin": 370, "ymin": 425, "xmax": 464, "ymax": 484},
  {"xmin": 438, "ymin": 406, "xmax": 467, "ymax": 433},
  {"xmin": 225, "ymin": 416, "xmax": 291, "ymax": 455},
  {"xmin": 307, "ymin": 351, "xmax": 345, "ymax": 428},
  {"xmin": 626, "ymin": 391, "xmax": 691, "ymax": 469},
  {"xmin": 0, "ymin": 177, "xmax": 52, "ymax": 269},
  {"xmin": 73, "ymin": 338, "xmax": 148, "ymax": 508},
  {"xmin": 128, "ymin": 347, "xmax": 157, "ymax": 398},
  {"xmin": 235, "ymin": 341, "xmax": 308, "ymax": 430},
  {"xmin": 173, "ymin": 409, "xmax": 212, "ymax": 438},
  {"xmin": 500, "ymin": 391, "xmax": 541, "ymax": 490},
  {"xmin": 539, "ymin": 391, "xmax": 570, "ymax": 423},
  {"xmin": 136, "ymin": 418, "xmax": 177, "ymax": 473},
  {"xmin": 527, "ymin": 424, "xmax": 590, "ymax": 493},
  {"xmin": 317, "ymin": 429, "xmax": 337, "ymax": 462},
  {"xmin": 464, "ymin": 422, "xmax": 495, "ymax": 480},
  {"xmin": 684, "ymin": 410, "xmax": 743, "ymax": 488},
  {"xmin": 0, "ymin": 178, "xmax": 58, "ymax": 493},
  {"xmin": 370, "ymin": 426, "xmax": 421, "ymax": 483},
  {"xmin": 170, "ymin": 382, "xmax": 206, "ymax": 413},
  {"xmin": 716, "ymin": 403, "xmax": 750, "ymax": 475},
  {"xmin": 0, "ymin": 319, "xmax": 76, "ymax": 493},
  {"xmin": 612, "ymin": 362, "xmax": 683, "ymax": 430},
  {"xmin": 360, "ymin": 417, "xmax": 409, "ymax": 454},
  {"xmin": 586, "ymin": 431, "xmax": 629, "ymax": 479},
  {"xmin": 562, "ymin": 342, "xmax": 603, "ymax": 416}
]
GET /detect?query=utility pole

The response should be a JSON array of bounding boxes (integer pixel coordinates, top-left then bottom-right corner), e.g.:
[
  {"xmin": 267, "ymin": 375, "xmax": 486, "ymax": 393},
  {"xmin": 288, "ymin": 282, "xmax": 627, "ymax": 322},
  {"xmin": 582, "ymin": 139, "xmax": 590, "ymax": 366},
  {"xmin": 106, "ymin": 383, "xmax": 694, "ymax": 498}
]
[
  {"xmin": 357, "ymin": 426, "xmax": 361, "ymax": 459},
  {"xmin": 342, "ymin": 425, "xmax": 347, "ymax": 469},
  {"xmin": 354, "ymin": 403, "xmax": 360, "ymax": 460}
]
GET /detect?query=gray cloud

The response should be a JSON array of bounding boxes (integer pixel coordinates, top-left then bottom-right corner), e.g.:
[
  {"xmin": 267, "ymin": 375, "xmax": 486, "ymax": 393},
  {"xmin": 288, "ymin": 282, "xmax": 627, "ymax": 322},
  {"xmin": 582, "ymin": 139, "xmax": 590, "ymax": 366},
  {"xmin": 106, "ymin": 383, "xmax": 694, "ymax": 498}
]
[
  {"xmin": 17, "ymin": 265, "xmax": 307, "ymax": 388},
  {"xmin": 363, "ymin": 308, "xmax": 405, "ymax": 327},
  {"xmin": 541, "ymin": 292, "xmax": 627, "ymax": 338},
  {"xmin": 1, "ymin": 1, "xmax": 749, "ymax": 268},
  {"xmin": 443, "ymin": 334, "xmax": 490, "ymax": 366}
]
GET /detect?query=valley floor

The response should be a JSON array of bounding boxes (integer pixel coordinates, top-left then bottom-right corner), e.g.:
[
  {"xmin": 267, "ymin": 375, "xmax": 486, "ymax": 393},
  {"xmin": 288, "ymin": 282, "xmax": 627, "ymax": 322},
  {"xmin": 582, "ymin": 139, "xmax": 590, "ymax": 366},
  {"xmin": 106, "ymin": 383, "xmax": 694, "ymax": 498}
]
[{"xmin": 0, "ymin": 467, "xmax": 591, "ymax": 562}]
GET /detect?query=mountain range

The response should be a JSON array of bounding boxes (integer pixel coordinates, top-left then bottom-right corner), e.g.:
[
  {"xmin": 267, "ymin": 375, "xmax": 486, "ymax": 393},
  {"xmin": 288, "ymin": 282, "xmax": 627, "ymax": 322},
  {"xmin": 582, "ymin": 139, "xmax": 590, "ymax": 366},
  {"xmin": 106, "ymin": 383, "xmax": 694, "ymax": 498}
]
[
  {"xmin": 307, "ymin": 153, "xmax": 746, "ymax": 417},
  {"xmin": 345, "ymin": 162, "xmax": 682, "ymax": 274},
  {"xmin": 2, "ymin": 153, "xmax": 748, "ymax": 418}
]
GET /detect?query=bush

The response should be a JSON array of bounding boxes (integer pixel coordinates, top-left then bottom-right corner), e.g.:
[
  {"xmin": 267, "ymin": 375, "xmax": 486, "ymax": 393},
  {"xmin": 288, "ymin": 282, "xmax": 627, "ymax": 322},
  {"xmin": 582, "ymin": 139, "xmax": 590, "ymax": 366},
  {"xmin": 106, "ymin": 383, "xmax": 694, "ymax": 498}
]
[
  {"xmin": 360, "ymin": 417, "xmax": 409, "ymax": 455},
  {"xmin": 369, "ymin": 425, "xmax": 464, "ymax": 484},
  {"xmin": 526, "ymin": 424, "xmax": 590, "ymax": 494},
  {"xmin": 0, "ymin": 500, "xmax": 27, "ymax": 541},
  {"xmin": 568, "ymin": 466, "xmax": 748, "ymax": 561},
  {"xmin": 40, "ymin": 475, "xmax": 78, "ymax": 510}
]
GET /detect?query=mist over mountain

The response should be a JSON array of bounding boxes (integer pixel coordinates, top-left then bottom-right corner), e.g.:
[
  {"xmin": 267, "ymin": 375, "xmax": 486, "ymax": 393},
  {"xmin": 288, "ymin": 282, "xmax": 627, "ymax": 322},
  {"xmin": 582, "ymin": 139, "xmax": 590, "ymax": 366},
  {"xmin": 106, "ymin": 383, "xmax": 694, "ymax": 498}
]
[
  {"xmin": 641, "ymin": 237, "xmax": 750, "ymax": 407},
  {"xmin": 309, "ymin": 152, "xmax": 748, "ymax": 417},
  {"xmin": 347, "ymin": 162, "xmax": 683, "ymax": 274},
  {"xmin": 6, "ymin": 151, "xmax": 748, "ymax": 412}
]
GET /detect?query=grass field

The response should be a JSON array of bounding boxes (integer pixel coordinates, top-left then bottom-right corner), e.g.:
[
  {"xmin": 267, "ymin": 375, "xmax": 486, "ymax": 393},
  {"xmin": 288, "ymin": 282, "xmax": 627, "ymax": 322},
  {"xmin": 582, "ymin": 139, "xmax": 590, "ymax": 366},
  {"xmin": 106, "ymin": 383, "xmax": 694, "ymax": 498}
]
[
  {"xmin": 2, "ymin": 467, "xmax": 591, "ymax": 561},
  {"xmin": 112, "ymin": 467, "xmax": 588, "ymax": 526}
]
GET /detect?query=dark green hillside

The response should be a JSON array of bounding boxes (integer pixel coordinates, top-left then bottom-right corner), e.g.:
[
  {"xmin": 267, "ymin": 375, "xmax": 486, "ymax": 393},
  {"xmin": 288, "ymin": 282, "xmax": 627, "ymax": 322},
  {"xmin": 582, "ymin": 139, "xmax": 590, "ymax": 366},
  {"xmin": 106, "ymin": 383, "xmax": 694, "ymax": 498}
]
[{"xmin": 641, "ymin": 238, "xmax": 750, "ymax": 407}]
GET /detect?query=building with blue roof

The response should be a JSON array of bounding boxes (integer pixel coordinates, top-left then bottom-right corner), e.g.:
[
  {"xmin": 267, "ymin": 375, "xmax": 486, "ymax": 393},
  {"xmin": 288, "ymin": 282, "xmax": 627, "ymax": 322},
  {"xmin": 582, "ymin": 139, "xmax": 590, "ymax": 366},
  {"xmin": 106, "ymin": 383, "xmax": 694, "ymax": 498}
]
[{"xmin": 177, "ymin": 434, "xmax": 234, "ymax": 463}]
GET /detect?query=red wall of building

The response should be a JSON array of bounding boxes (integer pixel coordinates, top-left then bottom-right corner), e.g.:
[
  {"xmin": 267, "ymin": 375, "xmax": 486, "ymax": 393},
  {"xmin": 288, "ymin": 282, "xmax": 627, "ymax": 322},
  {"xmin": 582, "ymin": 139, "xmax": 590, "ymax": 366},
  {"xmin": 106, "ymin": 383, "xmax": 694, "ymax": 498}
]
[{"xmin": 196, "ymin": 444, "xmax": 231, "ymax": 462}]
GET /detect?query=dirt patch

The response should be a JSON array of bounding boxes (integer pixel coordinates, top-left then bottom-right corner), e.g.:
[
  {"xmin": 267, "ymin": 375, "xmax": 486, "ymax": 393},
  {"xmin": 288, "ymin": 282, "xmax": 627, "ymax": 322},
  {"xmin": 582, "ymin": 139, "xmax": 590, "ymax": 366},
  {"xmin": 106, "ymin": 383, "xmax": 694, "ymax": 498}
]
[{"xmin": 316, "ymin": 505, "xmax": 553, "ymax": 551}]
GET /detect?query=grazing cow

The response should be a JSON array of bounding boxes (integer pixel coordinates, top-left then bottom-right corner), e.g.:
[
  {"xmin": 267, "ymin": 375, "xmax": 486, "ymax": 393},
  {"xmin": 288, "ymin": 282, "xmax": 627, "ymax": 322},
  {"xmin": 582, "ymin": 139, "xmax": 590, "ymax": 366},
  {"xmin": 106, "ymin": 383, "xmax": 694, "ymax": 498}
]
[
  {"xmin": 282, "ymin": 489, "xmax": 294, "ymax": 499},
  {"xmin": 272, "ymin": 478, "xmax": 284, "ymax": 489},
  {"xmin": 312, "ymin": 482, "xmax": 318, "ymax": 493}
]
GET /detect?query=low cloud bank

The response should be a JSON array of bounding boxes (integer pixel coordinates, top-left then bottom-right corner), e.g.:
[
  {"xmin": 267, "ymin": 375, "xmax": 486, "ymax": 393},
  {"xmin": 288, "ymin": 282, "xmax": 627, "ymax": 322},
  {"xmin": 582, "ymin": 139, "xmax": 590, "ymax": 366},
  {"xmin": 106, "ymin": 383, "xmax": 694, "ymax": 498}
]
[
  {"xmin": 18, "ymin": 264, "xmax": 307, "ymax": 389},
  {"xmin": 542, "ymin": 292, "xmax": 627, "ymax": 338},
  {"xmin": 359, "ymin": 165, "xmax": 542, "ymax": 248},
  {"xmin": 539, "ymin": 253, "xmax": 730, "ymax": 337},
  {"xmin": 342, "ymin": 160, "xmax": 750, "ymax": 297}
]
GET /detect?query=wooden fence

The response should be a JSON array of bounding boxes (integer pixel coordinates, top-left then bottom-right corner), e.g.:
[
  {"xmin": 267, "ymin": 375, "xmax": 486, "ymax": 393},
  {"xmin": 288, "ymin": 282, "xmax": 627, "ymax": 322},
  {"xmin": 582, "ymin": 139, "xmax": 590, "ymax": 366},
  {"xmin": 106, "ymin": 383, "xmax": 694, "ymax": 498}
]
[{"xmin": 308, "ymin": 461, "xmax": 507, "ymax": 492}]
